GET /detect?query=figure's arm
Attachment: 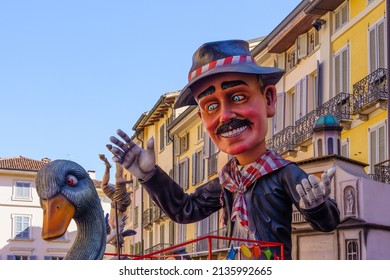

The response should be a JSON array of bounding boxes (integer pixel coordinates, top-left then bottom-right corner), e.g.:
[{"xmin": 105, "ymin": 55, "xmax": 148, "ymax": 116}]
[
  {"xmin": 141, "ymin": 165, "xmax": 222, "ymax": 223},
  {"xmin": 107, "ymin": 129, "xmax": 221, "ymax": 223},
  {"xmin": 282, "ymin": 164, "xmax": 340, "ymax": 232}
]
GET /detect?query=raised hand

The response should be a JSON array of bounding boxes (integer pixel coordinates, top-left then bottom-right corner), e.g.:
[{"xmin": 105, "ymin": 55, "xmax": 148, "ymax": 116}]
[
  {"xmin": 107, "ymin": 129, "xmax": 156, "ymax": 181},
  {"xmin": 296, "ymin": 166, "xmax": 335, "ymax": 210}
]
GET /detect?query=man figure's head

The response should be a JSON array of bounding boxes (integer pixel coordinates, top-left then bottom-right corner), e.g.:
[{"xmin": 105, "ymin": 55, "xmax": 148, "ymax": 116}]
[{"xmin": 175, "ymin": 40, "xmax": 284, "ymax": 165}]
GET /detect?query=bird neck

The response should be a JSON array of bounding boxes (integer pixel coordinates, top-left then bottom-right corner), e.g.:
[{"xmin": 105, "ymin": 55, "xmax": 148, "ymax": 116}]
[{"xmin": 65, "ymin": 206, "xmax": 107, "ymax": 260}]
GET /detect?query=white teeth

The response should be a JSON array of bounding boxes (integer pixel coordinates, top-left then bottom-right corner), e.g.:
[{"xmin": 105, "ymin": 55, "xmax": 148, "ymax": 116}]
[{"xmin": 220, "ymin": 126, "xmax": 248, "ymax": 138}]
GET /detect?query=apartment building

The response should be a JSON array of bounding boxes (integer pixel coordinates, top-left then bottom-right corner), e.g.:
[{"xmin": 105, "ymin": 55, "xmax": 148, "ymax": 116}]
[{"xmin": 125, "ymin": 0, "xmax": 389, "ymax": 260}]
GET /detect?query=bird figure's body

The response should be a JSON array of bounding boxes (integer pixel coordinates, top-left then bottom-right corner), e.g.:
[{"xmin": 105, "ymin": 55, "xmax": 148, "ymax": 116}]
[{"xmin": 36, "ymin": 160, "xmax": 106, "ymax": 260}]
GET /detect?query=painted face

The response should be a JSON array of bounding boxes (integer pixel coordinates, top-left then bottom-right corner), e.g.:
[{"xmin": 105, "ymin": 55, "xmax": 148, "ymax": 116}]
[{"xmin": 192, "ymin": 72, "xmax": 276, "ymax": 165}]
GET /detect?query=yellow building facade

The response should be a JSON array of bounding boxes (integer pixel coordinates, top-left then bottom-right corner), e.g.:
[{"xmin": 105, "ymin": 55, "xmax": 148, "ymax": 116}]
[{"xmin": 124, "ymin": 0, "xmax": 389, "ymax": 259}]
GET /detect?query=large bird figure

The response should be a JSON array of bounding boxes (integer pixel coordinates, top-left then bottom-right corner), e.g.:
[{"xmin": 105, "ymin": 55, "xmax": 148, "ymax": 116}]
[{"xmin": 35, "ymin": 160, "xmax": 106, "ymax": 260}]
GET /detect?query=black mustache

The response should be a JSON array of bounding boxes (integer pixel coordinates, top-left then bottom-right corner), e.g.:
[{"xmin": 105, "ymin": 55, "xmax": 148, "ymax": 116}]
[{"xmin": 216, "ymin": 119, "xmax": 253, "ymax": 135}]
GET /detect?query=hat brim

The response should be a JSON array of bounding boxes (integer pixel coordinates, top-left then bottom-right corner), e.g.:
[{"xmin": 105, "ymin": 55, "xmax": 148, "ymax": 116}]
[{"xmin": 174, "ymin": 63, "xmax": 284, "ymax": 109}]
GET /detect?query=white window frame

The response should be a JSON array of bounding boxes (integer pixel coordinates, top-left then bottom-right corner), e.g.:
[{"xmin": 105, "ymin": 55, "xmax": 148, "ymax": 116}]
[
  {"xmin": 334, "ymin": 1, "xmax": 349, "ymax": 32},
  {"xmin": 368, "ymin": 121, "xmax": 387, "ymax": 173},
  {"xmin": 13, "ymin": 181, "xmax": 33, "ymax": 201},
  {"xmin": 12, "ymin": 214, "xmax": 32, "ymax": 240},
  {"xmin": 368, "ymin": 18, "xmax": 386, "ymax": 73},
  {"xmin": 292, "ymin": 76, "xmax": 308, "ymax": 124},
  {"xmin": 341, "ymin": 138, "xmax": 350, "ymax": 158},
  {"xmin": 334, "ymin": 45, "xmax": 350, "ymax": 97},
  {"xmin": 273, "ymin": 92, "xmax": 286, "ymax": 134},
  {"xmin": 192, "ymin": 149, "xmax": 204, "ymax": 186}
]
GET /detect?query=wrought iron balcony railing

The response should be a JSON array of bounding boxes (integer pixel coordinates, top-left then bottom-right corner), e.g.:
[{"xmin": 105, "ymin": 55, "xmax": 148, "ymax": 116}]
[
  {"xmin": 266, "ymin": 125, "xmax": 295, "ymax": 154},
  {"xmin": 373, "ymin": 159, "xmax": 390, "ymax": 184},
  {"xmin": 295, "ymin": 110, "xmax": 317, "ymax": 145},
  {"xmin": 142, "ymin": 208, "xmax": 152, "ymax": 229},
  {"xmin": 352, "ymin": 67, "xmax": 388, "ymax": 114}
]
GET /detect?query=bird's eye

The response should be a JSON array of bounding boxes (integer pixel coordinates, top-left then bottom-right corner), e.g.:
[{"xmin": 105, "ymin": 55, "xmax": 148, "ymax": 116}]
[{"xmin": 66, "ymin": 175, "xmax": 78, "ymax": 187}]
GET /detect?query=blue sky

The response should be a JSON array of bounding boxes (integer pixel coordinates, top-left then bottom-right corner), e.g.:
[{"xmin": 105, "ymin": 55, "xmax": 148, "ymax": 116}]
[{"xmin": 0, "ymin": 0, "xmax": 301, "ymax": 182}]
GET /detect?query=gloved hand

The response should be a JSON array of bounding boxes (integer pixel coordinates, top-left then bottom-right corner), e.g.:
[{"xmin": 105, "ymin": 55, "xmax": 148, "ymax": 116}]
[
  {"xmin": 107, "ymin": 129, "xmax": 156, "ymax": 181},
  {"xmin": 296, "ymin": 166, "xmax": 336, "ymax": 210}
]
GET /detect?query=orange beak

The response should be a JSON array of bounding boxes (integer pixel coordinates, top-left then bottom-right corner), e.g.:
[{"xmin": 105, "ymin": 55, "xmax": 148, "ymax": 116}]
[{"xmin": 41, "ymin": 193, "xmax": 75, "ymax": 240}]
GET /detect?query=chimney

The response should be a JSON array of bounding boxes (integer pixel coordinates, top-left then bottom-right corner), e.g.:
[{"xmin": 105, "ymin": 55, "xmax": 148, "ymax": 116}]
[
  {"xmin": 41, "ymin": 157, "xmax": 51, "ymax": 163},
  {"xmin": 88, "ymin": 170, "xmax": 96, "ymax": 180}
]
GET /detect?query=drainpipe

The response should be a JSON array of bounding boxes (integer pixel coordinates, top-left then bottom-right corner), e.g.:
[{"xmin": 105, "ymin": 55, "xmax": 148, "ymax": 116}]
[
  {"xmin": 163, "ymin": 97, "xmax": 175, "ymax": 246},
  {"xmin": 387, "ymin": 0, "xmax": 390, "ymax": 159},
  {"xmin": 136, "ymin": 130, "xmax": 144, "ymax": 255}
]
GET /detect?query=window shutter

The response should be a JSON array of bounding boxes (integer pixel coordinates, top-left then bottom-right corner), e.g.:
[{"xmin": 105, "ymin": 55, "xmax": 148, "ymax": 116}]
[
  {"xmin": 274, "ymin": 92, "xmax": 285, "ymax": 133},
  {"xmin": 184, "ymin": 157, "xmax": 189, "ymax": 190},
  {"xmin": 174, "ymin": 163, "xmax": 180, "ymax": 183},
  {"xmin": 297, "ymin": 33, "xmax": 308, "ymax": 59},
  {"xmin": 378, "ymin": 21, "xmax": 385, "ymax": 68},
  {"xmin": 369, "ymin": 26, "xmax": 376, "ymax": 72},
  {"xmin": 203, "ymin": 133, "xmax": 210, "ymax": 158},
  {"xmin": 192, "ymin": 153, "xmax": 196, "ymax": 186},
  {"xmin": 174, "ymin": 136, "xmax": 180, "ymax": 156},
  {"xmin": 335, "ymin": 54, "xmax": 341, "ymax": 94},
  {"xmin": 316, "ymin": 60, "xmax": 323, "ymax": 106},
  {"xmin": 341, "ymin": 48, "xmax": 348, "ymax": 92}
]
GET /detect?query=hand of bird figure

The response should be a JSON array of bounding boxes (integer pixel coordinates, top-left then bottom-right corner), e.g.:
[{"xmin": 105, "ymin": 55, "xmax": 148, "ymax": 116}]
[
  {"xmin": 107, "ymin": 129, "xmax": 156, "ymax": 181},
  {"xmin": 296, "ymin": 166, "xmax": 335, "ymax": 210}
]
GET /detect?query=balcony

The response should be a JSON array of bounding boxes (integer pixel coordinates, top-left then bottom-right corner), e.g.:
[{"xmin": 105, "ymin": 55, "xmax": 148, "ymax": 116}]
[
  {"xmin": 372, "ymin": 159, "xmax": 390, "ymax": 184},
  {"xmin": 152, "ymin": 205, "xmax": 165, "ymax": 224},
  {"xmin": 266, "ymin": 125, "xmax": 296, "ymax": 155},
  {"xmin": 142, "ymin": 208, "xmax": 152, "ymax": 230},
  {"xmin": 295, "ymin": 110, "xmax": 317, "ymax": 146},
  {"xmin": 194, "ymin": 228, "xmax": 229, "ymax": 254},
  {"xmin": 144, "ymin": 243, "xmax": 173, "ymax": 255},
  {"xmin": 352, "ymin": 68, "xmax": 388, "ymax": 117}
]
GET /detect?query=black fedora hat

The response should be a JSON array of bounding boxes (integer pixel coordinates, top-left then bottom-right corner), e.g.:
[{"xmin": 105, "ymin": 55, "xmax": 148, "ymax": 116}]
[{"xmin": 174, "ymin": 39, "xmax": 285, "ymax": 108}]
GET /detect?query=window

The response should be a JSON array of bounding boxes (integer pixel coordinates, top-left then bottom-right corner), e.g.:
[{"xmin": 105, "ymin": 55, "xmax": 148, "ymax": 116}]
[
  {"xmin": 273, "ymin": 92, "xmax": 285, "ymax": 134},
  {"xmin": 134, "ymin": 206, "xmax": 139, "ymax": 227},
  {"xmin": 346, "ymin": 239, "xmax": 359, "ymax": 260},
  {"xmin": 8, "ymin": 255, "xmax": 36, "ymax": 260},
  {"xmin": 165, "ymin": 116, "xmax": 173, "ymax": 145},
  {"xmin": 334, "ymin": 1, "xmax": 349, "ymax": 32},
  {"xmin": 369, "ymin": 19, "xmax": 386, "ymax": 73},
  {"xmin": 294, "ymin": 76, "xmax": 308, "ymax": 121},
  {"xmin": 44, "ymin": 256, "xmax": 64, "ymax": 260},
  {"xmin": 308, "ymin": 28, "xmax": 319, "ymax": 54},
  {"xmin": 13, "ymin": 181, "xmax": 32, "ymax": 200},
  {"xmin": 197, "ymin": 123, "xmax": 204, "ymax": 142},
  {"xmin": 286, "ymin": 47, "xmax": 297, "ymax": 72},
  {"xmin": 159, "ymin": 124, "xmax": 165, "ymax": 151},
  {"xmin": 196, "ymin": 212, "xmax": 219, "ymax": 251},
  {"xmin": 12, "ymin": 215, "xmax": 31, "ymax": 240},
  {"xmin": 297, "ymin": 33, "xmax": 308, "ymax": 59},
  {"xmin": 369, "ymin": 122, "xmax": 387, "ymax": 173},
  {"xmin": 334, "ymin": 46, "xmax": 349, "ymax": 96},
  {"xmin": 342, "ymin": 139, "xmax": 349, "ymax": 157},
  {"xmin": 318, "ymin": 139, "xmax": 323, "ymax": 157},
  {"xmin": 192, "ymin": 149, "xmax": 204, "ymax": 185},
  {"xmin": 175, "ymin": 157, "xmax": 189, "ymax": 190},
  {"xmin": 178, "ymin": 223, "xmax": 186, "ymax": 244},
  {"xmin": 327, "ymin": 138, "xmax": 334, "ymax": 155}
]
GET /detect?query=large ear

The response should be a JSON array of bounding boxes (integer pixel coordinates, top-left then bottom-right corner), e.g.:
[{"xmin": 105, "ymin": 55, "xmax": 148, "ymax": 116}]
[{"xmin": 264, "ymin": 85, "xmax": 277, "ymax": 117}]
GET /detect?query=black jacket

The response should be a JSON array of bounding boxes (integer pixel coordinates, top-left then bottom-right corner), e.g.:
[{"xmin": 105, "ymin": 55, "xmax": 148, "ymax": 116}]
[{"xmin": 142, "ymin": 164, "xmax": 340, "ymax": 259}]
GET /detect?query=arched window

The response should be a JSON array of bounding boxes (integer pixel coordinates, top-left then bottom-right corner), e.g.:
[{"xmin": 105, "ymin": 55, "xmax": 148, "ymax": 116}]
[
  {"xmin": 346, "ymin": 239, "xmax": 359, "ymax": 260},
  {"xmin": 318, "ymin": 139, "xmax": 323, "ymax": 157},
  {"xmin": 328, "ymin": 137, "xmax": 334, "ymax": 154},
  {"xmin": 337, "ymin": 139, "xmax": 341, "ymax": 155}
]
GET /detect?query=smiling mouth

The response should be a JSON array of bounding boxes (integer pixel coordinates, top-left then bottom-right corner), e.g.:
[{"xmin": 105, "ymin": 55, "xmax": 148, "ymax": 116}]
[{"xmin": 219, "ymin": 125, "xmax": 249, "ymax": 138}]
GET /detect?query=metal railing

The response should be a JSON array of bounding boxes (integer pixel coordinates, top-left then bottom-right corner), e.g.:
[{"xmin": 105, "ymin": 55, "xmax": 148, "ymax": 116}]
[
  {"xmin": 352, "ymin": 67, "xmax": 387, "ymax": 114},
  {"xmin": 266, "ymin": 125, "xmax": 295, "ymax": 154},
  {"xmin": 373, "ymin": 159, "xmax": 390, "ymax": 184}
]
